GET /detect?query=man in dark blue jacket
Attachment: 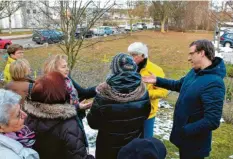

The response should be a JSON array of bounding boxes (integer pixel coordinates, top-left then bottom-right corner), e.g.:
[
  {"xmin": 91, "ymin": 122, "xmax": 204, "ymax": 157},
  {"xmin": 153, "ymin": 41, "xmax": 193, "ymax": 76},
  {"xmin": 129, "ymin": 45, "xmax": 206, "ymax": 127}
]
[{"xmin": 142, "ymin": 40, "xmax": 226, "ymax": 159}]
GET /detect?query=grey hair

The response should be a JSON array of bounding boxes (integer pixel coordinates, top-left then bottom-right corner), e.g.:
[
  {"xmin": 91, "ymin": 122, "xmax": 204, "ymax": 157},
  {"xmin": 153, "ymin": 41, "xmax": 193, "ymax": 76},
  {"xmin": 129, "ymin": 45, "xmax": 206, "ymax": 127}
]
[{"xmin": 0, "ymin": 89, "xmax": 21, "ymax": 125}]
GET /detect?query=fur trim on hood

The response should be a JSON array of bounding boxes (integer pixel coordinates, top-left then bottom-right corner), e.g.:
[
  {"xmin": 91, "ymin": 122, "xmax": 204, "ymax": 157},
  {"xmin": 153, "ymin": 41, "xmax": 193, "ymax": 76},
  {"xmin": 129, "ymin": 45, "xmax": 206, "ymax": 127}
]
[
  {"xmin": 23, "ymin": 101, "xmax": 77, "ymax": 119},
  {"xmin": 96, "ymin": 82, "xmax": 147, "ymax": 102}
]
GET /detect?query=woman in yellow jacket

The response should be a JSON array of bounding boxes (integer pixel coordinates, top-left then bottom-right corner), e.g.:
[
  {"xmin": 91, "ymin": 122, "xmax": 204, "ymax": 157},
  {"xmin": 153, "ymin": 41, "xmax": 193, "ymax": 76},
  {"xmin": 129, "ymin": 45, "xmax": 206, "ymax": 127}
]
[{"xmin": 128, "ymin": 42, "xmax": 168, "ymax": 138}]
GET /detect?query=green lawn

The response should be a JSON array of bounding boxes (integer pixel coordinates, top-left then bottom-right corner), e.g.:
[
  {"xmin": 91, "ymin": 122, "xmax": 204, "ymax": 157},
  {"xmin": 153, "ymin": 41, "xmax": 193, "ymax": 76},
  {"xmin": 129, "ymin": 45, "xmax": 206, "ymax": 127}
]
[{"xmin": 0, "ymin": 31, "xmax": 32, "ymax": 36}]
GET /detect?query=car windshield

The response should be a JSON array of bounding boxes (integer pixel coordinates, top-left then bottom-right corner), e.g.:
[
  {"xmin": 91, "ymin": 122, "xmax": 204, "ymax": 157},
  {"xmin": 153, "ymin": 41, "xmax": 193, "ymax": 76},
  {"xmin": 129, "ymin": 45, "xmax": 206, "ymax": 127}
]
[
  {"xmin": 54, "ymin": 31, "xmax": 62, "ymax": 35},
  {"xmin": 98, "ymin": 27, "xmax": 104, "ymax": 30},
  {"xmin": 40, "ymin": 31, "xmax": 53, "ymax": 36},
  {"xmin": 76, "ymin": 27, "xmax": 87, "ymax": 32}
]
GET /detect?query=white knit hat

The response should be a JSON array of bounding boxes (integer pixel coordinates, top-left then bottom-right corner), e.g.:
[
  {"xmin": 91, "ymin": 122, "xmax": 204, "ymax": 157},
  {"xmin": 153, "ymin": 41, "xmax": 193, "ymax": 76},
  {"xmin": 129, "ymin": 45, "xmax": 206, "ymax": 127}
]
[{"xmin": 127, "ymin": 42, "xmax": 148, "ymax": 58}]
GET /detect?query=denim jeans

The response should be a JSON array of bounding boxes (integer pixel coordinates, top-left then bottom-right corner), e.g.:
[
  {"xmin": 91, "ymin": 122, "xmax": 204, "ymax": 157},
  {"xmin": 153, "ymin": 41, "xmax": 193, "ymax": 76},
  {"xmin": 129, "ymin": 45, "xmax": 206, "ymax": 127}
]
[{"xmin": 144, "ymin": 117, "xmax": 155, "ymax": 138}]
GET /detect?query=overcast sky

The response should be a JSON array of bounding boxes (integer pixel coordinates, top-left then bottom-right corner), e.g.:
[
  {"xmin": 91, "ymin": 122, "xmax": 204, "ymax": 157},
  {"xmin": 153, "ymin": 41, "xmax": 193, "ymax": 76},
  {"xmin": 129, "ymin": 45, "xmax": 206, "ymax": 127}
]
[{"xmin": 44, "ymin": 0, "xmax": 226, "ymax": 9}]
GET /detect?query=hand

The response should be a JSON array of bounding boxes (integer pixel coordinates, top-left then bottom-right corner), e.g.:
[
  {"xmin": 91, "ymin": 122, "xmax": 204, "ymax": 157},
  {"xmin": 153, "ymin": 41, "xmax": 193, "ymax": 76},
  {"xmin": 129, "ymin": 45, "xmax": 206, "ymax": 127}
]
[
  {"xmin": 79, "ymin": 99, "xmax": 93, "ymax": 110},
  {"xmin": 142, "ymin": 71, "xmax": 157, "ymax": 84}
]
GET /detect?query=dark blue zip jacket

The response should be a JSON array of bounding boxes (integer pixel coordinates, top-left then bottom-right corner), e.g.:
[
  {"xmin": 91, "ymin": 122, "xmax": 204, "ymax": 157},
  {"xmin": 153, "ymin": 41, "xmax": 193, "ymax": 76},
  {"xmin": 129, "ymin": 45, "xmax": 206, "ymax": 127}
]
[{"xmin": 156, "ymin": 57, "xmax": 226, "ymax": 157}]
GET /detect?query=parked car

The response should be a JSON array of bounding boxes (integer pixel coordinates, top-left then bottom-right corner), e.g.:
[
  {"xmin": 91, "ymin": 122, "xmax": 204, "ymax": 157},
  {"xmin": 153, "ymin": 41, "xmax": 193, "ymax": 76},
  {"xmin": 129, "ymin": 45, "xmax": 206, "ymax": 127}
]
[
  {"xmin": 75, "ymin": 27, "xmax": 93, "ymax": 39},
  {"xmin": 125, "ymin": 25, "xmax": 138, "ymax": 32},
  {"xmin": 146, "ymin": 23, "xmax": 156, "ymax": 29},
  {"xmin": 32, "ymin": 29, "xmax": 64, "ymax": 44},
  {"xmin": 109, "ymin": 26, "xmax": 121, "ymax": 34},
  {"xmin": 135, "ymin": 22, "xmax": 147, "ymax": 30},
  {"xmin": 0, "ymin": 38, "xmax": 12, "ymax": 49},
  {"xmin": 220, "ymin": 32, "xmax": 233, "ymax": 47},
  {"xmin": 93, "ymin": 26, "xmax": 113, "ymax": 36}
]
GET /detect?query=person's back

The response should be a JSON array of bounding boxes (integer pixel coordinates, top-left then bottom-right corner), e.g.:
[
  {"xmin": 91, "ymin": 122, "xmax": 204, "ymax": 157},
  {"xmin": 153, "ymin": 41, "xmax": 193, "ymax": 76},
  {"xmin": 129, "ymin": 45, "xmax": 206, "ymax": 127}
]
[
  {"xmin": 24, "ymin": 72, "xmax": 94, "ymax": 159},
  {"xmin": 87, "ymin": 53, "xmax": 151, "ymax": 159},
  {"xmin": 89, "ymin": 84, "xmax": 150, "ymax": 159},
  {"xmin": 25, "ymin": 106, "xmax": 87, "ymax": 159}
]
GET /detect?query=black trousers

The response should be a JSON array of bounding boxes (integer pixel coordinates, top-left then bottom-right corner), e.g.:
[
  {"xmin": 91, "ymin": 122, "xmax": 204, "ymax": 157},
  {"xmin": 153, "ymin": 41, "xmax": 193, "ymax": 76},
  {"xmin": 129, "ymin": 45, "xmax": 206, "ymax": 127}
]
[{"xmin": 179, "ymin": 149, "xmax": 204, "ymax": 159}]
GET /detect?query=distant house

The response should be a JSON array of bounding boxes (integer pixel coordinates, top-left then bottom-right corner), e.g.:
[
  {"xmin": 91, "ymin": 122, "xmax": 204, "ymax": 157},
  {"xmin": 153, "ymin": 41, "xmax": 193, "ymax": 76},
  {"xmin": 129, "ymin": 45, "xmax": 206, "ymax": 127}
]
[{"xmin": 0, "ymin": 1, "xmax": 58, "ymax": 29}]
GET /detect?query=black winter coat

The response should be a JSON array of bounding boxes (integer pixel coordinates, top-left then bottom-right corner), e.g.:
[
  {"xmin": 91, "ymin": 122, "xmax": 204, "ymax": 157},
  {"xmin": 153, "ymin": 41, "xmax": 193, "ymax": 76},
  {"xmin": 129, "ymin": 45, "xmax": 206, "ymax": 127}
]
[
  {"xmin": 24, "ymin": 101, "xmax": 95, "ymax": 159},
  {"xmin": 87, "ymin": 82, "xmax": 151, "ymax": 159}
]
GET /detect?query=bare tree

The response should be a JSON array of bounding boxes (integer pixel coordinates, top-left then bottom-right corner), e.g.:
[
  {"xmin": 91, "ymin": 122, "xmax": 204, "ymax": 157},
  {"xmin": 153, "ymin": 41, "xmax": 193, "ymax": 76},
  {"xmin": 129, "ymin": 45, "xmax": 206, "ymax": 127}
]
[
  {"xmin": 33, "ymin": 0, "xmax": 115, "ymax": 71},
  {"xmin": 149, "ymin": 1, "xmax": 183, "ymax": 33},
  {"xmin": 132, "ymin": 1, "xmax": 148, "ymax": 22},
  {"xmin": 126, "ymin": 0, "xmax": 135, "ymax": 34},
  {"xmin": 0, "ymin": 1, "xmax": 10, "ymax": 19},
  {"xmin": 3, "ymin": 1, "xmax": 24, "ymax": 34}
]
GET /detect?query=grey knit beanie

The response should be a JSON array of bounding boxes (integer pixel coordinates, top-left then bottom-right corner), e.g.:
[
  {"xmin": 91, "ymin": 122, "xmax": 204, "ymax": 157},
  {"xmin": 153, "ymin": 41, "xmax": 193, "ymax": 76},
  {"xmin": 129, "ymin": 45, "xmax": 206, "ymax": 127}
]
[{"xmin": 110, "ymin": 53, "xmax": 137, "ymax": 74}]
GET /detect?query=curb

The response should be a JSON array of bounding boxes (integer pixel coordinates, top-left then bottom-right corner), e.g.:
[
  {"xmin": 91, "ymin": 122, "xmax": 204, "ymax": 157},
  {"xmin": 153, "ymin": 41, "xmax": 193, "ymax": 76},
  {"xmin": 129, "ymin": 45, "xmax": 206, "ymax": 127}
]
[{"xmin": 1, "ymin": 34, "xmax": 32, "ymax": 40}]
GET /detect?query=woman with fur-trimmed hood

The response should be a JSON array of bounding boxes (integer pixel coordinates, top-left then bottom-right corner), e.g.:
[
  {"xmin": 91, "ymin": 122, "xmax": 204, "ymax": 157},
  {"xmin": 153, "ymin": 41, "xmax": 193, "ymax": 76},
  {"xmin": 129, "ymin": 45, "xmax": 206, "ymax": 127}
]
[
  {"xmin": 87, "ymin": 53, "xmax": 151, "ymax": 159},
  {"xmin": 24, "ymin": 72, "xmax": 94, "ymax": 159}
]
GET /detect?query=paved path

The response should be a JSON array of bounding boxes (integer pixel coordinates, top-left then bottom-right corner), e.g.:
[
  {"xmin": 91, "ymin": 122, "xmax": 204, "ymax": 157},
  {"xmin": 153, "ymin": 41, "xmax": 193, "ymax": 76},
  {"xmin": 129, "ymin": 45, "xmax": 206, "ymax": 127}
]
[{"xmin": 1, "ymin": 34, "xmax": 32, "ymax": 40}]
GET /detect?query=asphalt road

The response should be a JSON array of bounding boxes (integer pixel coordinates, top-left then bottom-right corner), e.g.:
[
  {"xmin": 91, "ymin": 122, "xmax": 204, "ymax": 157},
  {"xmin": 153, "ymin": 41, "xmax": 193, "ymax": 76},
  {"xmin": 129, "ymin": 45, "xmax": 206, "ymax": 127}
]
[{"xmin": 12, "ymin": 38, "xmax": 42, "ymax": 48}]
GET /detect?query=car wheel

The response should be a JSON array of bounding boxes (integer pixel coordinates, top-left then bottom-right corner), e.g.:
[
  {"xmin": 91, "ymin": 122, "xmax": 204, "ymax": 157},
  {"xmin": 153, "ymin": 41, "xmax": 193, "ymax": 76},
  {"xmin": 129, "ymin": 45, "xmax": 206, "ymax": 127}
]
[
  {"xmin": 224, "ymin": 42, "xmax": 231, "ymax": 48},
  {"xmin": 4, "ymin": 44, "xmax": 10, "ymax": 49},
  {"xmin": 48, "ymin": 39, "xmax": 53, "ymax": 44}
]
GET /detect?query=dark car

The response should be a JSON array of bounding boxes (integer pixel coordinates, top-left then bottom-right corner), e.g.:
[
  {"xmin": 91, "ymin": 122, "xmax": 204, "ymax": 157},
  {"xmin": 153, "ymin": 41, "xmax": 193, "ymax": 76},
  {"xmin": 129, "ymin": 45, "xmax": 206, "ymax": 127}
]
[
  {"xmin": 220, "ymin": 31, "xmax": 233, "ymax": 47},
  {"xmin": 32, "ymin": 29, "xmax": 64, "ymax": 44},
  {"xmin": 75, "ymin": 27, "xmax": 93, "ymax": 39},
  {"xmin": 141, "ymin": 23, "xmax": 147, "ymax": 29}
]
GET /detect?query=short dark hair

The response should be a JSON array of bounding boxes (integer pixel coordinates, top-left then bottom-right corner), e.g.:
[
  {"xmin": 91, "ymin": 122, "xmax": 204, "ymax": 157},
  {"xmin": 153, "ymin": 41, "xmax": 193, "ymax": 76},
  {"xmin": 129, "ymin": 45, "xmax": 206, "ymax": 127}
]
[
  {"xmin": 31, "ymin": 71, "xmax": 67, "ymax": 104},
  {"xmin": 7, "ymin": 44, "xmax": 23, "ymax": 56},
  {"xmin": 189, "ymin": 40, "xmax": 215, "ymax": 61}
]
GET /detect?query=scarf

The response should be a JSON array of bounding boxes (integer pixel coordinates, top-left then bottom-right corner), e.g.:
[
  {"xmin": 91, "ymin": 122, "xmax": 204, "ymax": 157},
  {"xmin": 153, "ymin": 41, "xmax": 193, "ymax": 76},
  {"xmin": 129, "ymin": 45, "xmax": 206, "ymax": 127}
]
[
  {"xmin": 65, "ymin": 77, "xmax": 79, "ymax": 109},
  {"xmin": 3, "ymin": 125, "xmax": 36, "ymax": 148},
  {"xmin": 106, "ymin": 72, "xmax": 141, "ymax": 93}
]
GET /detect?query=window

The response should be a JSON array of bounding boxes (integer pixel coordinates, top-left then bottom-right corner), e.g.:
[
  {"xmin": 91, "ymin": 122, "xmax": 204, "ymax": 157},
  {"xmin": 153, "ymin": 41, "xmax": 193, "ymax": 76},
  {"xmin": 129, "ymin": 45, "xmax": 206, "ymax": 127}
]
[
  {"xmin": 33, "ymin": 9, "xmax": 36, "ymax": 14},
  {"xmin": 27, "ymin": 9, "xmax": 30, "ymax": 14},
  {"xmin": 227, "ymin": 34, "xmax": 233, "ymax": 39}
]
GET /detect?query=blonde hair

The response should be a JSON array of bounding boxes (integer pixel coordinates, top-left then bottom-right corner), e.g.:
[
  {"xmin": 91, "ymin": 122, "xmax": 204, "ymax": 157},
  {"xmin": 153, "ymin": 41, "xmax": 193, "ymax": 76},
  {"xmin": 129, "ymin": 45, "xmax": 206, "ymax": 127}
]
[
  {"xmin": 10, "ymin": 58, "xmax": 30, "ymax": 81},
  {"xmin": 43, "ymin": 54, "xmax": 68, "ymax": 74}
]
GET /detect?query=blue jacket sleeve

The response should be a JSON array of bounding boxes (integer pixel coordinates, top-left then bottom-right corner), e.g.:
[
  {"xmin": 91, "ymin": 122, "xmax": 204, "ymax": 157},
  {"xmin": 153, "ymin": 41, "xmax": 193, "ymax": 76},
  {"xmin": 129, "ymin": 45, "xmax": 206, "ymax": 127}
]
[
  {"xmin": 70, "ymin": 77, "xmax": 96, "ymax": 101},
  {"xmin": 183, "ymin": 80, "xmax": 225, "ymax": 136},
  {"xmin": 156, "ymin": 76, "xmax": 185, "ymax": 92}
]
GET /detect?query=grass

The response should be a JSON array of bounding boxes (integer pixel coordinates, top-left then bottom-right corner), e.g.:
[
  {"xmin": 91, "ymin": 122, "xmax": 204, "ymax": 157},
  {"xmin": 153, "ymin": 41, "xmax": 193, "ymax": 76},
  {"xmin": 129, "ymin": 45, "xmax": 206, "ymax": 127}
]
[
  {"xmin": 0, "ymin": 31, "xmax": 32, "ymax": 36},
  {"xmin": 0, "ymin": 30, "xmax": 232, "ymax": 158}
]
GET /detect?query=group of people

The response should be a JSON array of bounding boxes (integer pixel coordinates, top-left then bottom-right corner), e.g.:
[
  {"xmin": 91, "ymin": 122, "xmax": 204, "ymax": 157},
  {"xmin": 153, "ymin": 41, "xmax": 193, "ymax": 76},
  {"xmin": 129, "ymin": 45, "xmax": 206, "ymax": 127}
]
[{"xmin": 0, "ymin": 39, "xmax": 226, "ymax": 159}]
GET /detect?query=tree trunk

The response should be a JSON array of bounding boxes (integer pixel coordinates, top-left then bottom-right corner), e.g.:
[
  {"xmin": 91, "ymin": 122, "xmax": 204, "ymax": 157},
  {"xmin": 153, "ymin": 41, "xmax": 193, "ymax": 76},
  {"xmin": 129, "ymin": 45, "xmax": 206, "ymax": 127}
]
[
  {"xmin": 161, "ymin": 17, "xmax": 166, "ymax": 33},
  {"xmin": 130, "ymin": 18, "xmax": 133, "ymax": 34},
  {"xmin": 217, "ymin": 23, "xmax": 221, "ymax": 53},
  {"xmin": 9, "ymin": 15, "xmax": 12, "ymax": 34}
]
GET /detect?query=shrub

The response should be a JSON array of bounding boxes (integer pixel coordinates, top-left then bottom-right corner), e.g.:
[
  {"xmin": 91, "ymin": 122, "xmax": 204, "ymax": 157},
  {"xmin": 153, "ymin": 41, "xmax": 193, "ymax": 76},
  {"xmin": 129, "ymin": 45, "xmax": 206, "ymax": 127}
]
[
  {"xmin": 225, "ymin": 77, "xmax": 233, "ymax": 101},
  {"xmin": 223, "ymin": 102, "xmax": 233, "ymax": 124},
  {"xmin": 102, "ymin": 21, "xmax": 118, "ymax": 26},
  {"xmin": 226, "ymin": 63, "xmax": 233, "ymax": 78}
]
